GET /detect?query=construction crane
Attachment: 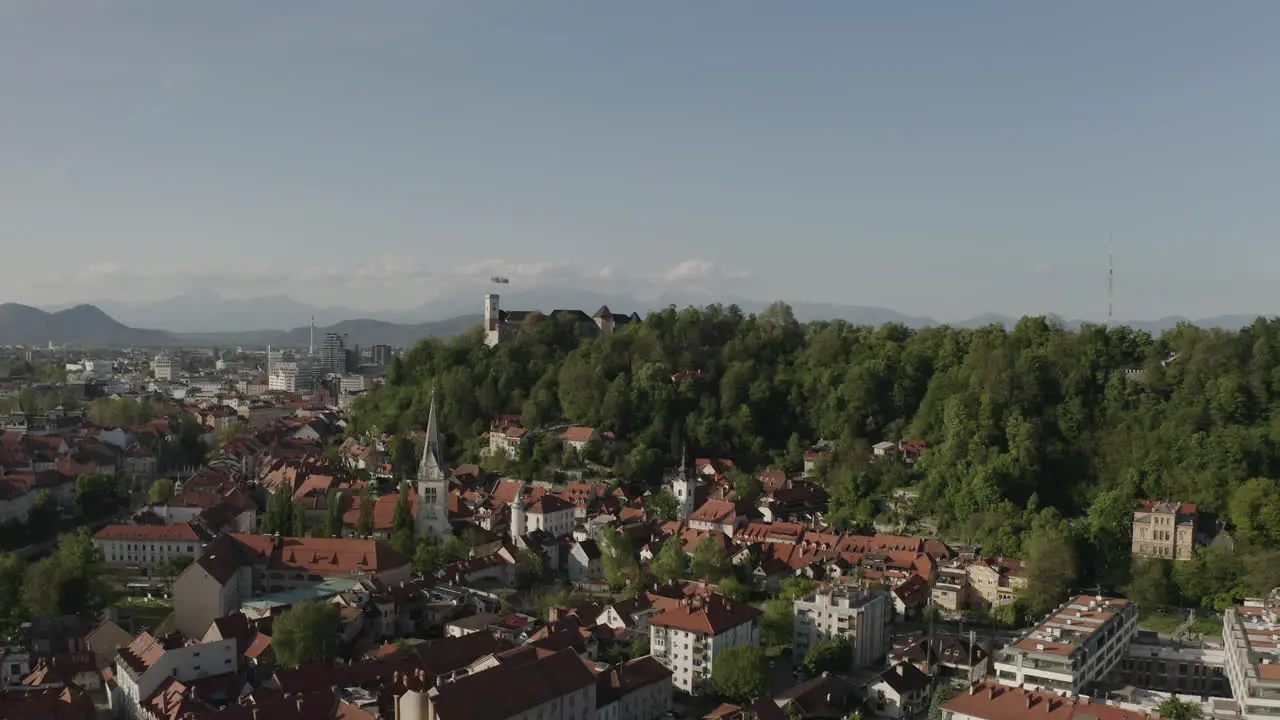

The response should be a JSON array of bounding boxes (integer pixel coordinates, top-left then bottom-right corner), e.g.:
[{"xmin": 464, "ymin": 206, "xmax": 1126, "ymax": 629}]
[{"xmin": 490, "ymin": 276, "xmax": 509, "ymax": 285}]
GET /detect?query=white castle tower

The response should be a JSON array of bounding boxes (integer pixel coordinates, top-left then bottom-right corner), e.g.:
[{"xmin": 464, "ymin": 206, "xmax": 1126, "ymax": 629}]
[
  {"xmin": 509, "ymin": 482, "xmax": 527, "ymax": 539},
  {"xmin": 414, "ymin": 386, "xmax": 452, "ymax": 540},
  {"xmin": 672, "ymin": 446, "xmax": 697, "ymax": 522}
]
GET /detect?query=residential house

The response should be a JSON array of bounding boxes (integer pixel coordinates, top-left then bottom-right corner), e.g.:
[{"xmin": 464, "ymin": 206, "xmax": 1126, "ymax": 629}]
[
  {"xmin": 891, "ymin": 633, "xmax": 990, "ymax": 685},
  {"xmin": 931, "ymin": 565, "xmax": 975, "ymax": 613},
  {"xmin": 687, "ymin": 499, "xmax": 754, "ymax": 536},
  {"xmin": 563, "ymin": 426, "xmax": 600, "ymax": 453},
  {"xmin": 568, "ymin": 539, "xmax": 604, "ymax": 584},
  {"xmin": 773, "ymin": 673, "xmax": 860, "ymax": 720},
  {"xmin": 965, "ymin": 557, "xmax": 1025, "ymax": 609},
  {"xmin": 595, "ymin": 656, "xmax": 674, "ymax": 720},
  {"xmin": 866, "ymin": 662, "xmax": 931, "ymax": 720},
  {"xmin": 486, "ymin": 422, "xmax": 530, "ymax": 459}
]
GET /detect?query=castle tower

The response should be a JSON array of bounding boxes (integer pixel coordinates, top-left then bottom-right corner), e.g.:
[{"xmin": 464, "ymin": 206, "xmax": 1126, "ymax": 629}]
[
  {"xmin": 672, "ymin": 446, "xmax": 696, "ymax": 522},
  {"xmin": 509, "ymin": 482, "xmax": 527, "ymax": 539},
  {"xmin": 484, "ymin": 294, "xmax": 502, "ymax": 347},
  {"xmin": 414, "ymin": 386, "xmax": 452, "ymax": 540}
]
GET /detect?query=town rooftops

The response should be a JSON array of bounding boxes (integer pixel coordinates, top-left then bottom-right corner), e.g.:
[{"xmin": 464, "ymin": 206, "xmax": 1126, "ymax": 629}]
[
  {"xmin": 942, "ymin": 682, "xmax": 1170, "ymax": 720},
  {"xmin": 427, "ymin": 647, "xmax": 596, "ymax": 720},
  {"xmin": 649, "ymin": 593, "xmax": 761, "ymax": 635},
  {"xmin": 94, "ymin": 522, "xmax": 201, "ymax": 543}
]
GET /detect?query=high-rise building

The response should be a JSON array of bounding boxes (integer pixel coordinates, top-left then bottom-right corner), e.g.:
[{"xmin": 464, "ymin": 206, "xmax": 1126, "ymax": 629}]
[
  {"xmin": 152, "ymin": 354, "xmax": 176, "ymax": 381},
  {"xmin": 371, "ymin": 344, "xmax": 393, "ymax": 366},
  {"xmin": 320, "ymin": 333, "xmax": 347, "ymax": 375}
]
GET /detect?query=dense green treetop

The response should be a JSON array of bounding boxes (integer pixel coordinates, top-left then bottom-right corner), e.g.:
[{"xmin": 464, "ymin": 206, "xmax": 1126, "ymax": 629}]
[{"xmin": 351, "ymin": 304, "xmax": 1280, "ymax": 601}]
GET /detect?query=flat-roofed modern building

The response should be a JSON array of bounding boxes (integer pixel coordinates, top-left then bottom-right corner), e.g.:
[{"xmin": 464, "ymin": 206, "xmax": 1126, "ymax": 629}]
[
  {"xmin": 994, "ymin": 595, "xmax": 1137, "ymax": 694},
  {"xmin": 1224, "ymin": 596, "xmax": 1280, "ymax": 719}
]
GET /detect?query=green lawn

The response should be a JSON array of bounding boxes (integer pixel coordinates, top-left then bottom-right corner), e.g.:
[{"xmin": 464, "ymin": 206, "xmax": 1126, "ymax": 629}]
[
  {"xmin": 1190, "ymin": 615, "xmax": 1223, "ymax": 636},
  {"xmin": 1138, "ymin": 610, "xmax": 1185, "ymax": 635},
  {"xmin": 115, "ymin": 596, "xmax": 174, "ymax": 631}
]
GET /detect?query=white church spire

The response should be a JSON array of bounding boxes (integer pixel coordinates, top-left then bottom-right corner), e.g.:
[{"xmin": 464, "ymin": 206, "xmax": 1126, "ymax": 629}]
[{"xmin": 415, "ymin": 385, "xmax": 452, "ymax": 540}]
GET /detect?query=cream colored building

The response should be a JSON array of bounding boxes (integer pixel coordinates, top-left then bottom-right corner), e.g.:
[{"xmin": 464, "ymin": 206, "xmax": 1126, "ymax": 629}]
[
  {"xmin": 966, "ymin": 557, "xmax": 1026, "ymax": 608},
  {"xmin": 1131, "ymin": 500, "xmax": 1197, "ymax": 561}
]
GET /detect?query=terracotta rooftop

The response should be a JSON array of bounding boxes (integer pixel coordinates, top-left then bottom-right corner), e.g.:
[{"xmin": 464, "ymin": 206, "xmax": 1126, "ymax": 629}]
[
  {"xmin": 428, "ymin": 648, "xmax": 596, "ymax": 720},
  {"xmin": 94, "ymin": 522, "xmax": 201, "ymax": 542},
  {"xmin": 942, "ymin": 682, "xmax": 1169, "ymax": 720},
  {"xmin": 649, "ymin": 593, "xmax": 761, "ymax": 635}
]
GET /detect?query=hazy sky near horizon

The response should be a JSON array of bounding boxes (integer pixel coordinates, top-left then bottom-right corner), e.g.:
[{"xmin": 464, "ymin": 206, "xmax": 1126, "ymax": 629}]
[{"xmin": 4, "ymin": 1, "xmax": 1280, "ymax": 321}]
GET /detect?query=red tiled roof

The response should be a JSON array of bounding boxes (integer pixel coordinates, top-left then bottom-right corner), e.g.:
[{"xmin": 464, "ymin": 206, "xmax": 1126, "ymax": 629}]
[
  {"xmin": 227, "ymin": 533, "xmax": 410, "ymax": 575},
  {"xmin": 562, "ymin": 426, "xmax": 597, "ymax": 443},
  {"xmin": 526, "ymin": 494, "xmax": 573, "ymax": 515},
  {"xmin": 942, "ymin": 683, "xmax": 1168, "ymax": 720},
  {"xmin": 94, "ymin": 523, "xmax": 200, "ymax": 542},
  {"xmin": 649, "ymin": 593, "xmax": 760, "ymax": 635}
]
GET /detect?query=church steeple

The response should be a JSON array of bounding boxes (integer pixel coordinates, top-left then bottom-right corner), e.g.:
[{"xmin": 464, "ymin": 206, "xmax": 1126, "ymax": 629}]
[
  {"xmin": 417, "ymin": 385, "xmax": 448, "ymax": 483},
  {"xmin": 673, "ymin": 443, "xmax": 696, "ymax": 522},
  {"xmin": 415, "ymin": 385, "xmax": 452, "ymax": 540}
]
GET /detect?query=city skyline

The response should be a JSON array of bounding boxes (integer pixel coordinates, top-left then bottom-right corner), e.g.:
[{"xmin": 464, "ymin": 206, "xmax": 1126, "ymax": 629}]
[{"xmin": 5, "ymin": 2, "xmax": 1280, "ymax": 319}]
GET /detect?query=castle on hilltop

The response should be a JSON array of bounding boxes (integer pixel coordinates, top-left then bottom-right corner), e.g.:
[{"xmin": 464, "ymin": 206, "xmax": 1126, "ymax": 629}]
[{"xmin": 483, "ymin": 293, "xmax": 639, "ymax": 347}]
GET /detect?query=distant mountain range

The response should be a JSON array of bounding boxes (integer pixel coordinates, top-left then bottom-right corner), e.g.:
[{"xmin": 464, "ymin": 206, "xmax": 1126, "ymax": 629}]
[
  {"xmin": 4, "ymin": 292, "xmax": 1275, "ymax": 349},
  {"xmin": 0, "ymin": 303, "xmax": 476, "ymax": 348}
]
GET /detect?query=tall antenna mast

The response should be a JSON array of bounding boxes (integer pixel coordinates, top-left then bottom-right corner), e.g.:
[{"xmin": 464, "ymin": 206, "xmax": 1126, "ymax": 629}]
[{"xmin": 1107, "ymin": 233, "xmax": 1114, "ymax": 329}]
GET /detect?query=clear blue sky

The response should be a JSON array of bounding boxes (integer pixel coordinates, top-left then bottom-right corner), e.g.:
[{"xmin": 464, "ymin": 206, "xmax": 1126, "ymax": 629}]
[{"xmin": 3, "ymin": 1, "xmax": 1279, "ymax": 320}]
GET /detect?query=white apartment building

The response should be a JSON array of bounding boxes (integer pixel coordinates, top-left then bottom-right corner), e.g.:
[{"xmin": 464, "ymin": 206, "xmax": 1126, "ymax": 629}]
[
  {"xmin": 268, "ymin": 362, "xmax": 299, "ymax": 392},
  {"xmin": 1224, "ymin": 597, "xmax": 1280, "ymax": 719},
  {"xmin": 339, "ymin": 374, "xmax": 366, "ymax": 394},
  {"xmin": 793, "ymin": 587, "xmax": 891, "ymax": 669},
  {"xmin": 993, "ymin": 594, "xmax": 1137, "ymax": 695},
  {"xmin": 151, "ymin": 355, "xmax": 176, "ymax": 382},
  {"xmin": 649, "ymin": 594, "xmax": 761, "ymax": 695},
  {"xmin": 93, "ymin": 523, "xmax": 204, "ymax": 569},
  {"xmin": 112, "ymin": 632, "xmax": 238, "ymax": 720}
]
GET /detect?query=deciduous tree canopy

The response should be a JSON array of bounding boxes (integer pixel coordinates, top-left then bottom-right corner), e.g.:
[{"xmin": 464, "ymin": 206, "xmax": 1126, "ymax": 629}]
[{"xmin": 351, "ymin": 306, "xmax": 1280, "ymax": 602}]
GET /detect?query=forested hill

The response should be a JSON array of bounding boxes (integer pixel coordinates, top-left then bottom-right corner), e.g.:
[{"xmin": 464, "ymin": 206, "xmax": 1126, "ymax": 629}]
[{"xmin": 349, "ymin": 302, "xmax": 1280, "ymax": 605}]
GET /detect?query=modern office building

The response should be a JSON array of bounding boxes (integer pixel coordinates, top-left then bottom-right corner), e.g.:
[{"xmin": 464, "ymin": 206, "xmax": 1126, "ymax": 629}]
[
  {"xmin": 994, "ymin": 595, "xmax": 1137, "ymax": 694},
  {"xmin": 320, "ymin": 332, "xmax": 347, "ymax": 375},
  {"xmin": 151, "ymin": 354, "xmax": 176, "ymax": 381},
  {"xmin": 371, "ymin": 344, "xmax": 394, "ymax": 366}
]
